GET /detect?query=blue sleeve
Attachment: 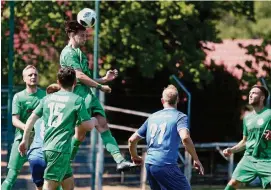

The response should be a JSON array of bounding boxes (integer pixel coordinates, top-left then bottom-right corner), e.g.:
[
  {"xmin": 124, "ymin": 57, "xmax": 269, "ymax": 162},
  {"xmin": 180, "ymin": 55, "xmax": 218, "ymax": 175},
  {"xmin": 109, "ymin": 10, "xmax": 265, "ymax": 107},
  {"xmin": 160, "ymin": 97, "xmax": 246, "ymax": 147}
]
[
  {"xmin": 177, "ymin": 114, "xmax": 189, "ymax": 132},
  {"xmin": 137, "ymin": 119, "xmax": 148, "ymax": 138}
]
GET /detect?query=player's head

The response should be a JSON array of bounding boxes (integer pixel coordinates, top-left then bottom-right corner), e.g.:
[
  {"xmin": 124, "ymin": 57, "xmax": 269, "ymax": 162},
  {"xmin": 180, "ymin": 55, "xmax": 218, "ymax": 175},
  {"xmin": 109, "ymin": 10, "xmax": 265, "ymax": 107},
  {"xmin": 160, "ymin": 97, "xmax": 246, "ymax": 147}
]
[
  {"xmin": 46, "ymin": 83, "xmax": 61, "ymax": 94},
  {"xmin": 57, "ymin": 67, "xmax": 76, "ymax": 90},
  {"xmin": 249, "ymin": 85, "xmax": 269, "ymax": 106},
  {"xmin": 65, "ymin": 20, "xmax": 87, "ymax": 46},
  {"xmin": 161, "ymin": 85, "xmax": 179, "ymax": 107},
  {"xmin": 22, "ymin": 65, "xmax": 38, "ymax": 87}
]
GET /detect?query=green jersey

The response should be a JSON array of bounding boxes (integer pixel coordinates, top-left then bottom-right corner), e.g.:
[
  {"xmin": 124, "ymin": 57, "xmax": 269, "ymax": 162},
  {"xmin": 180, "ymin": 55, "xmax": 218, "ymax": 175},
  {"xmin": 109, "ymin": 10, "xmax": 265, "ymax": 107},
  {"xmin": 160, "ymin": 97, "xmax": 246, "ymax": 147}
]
[
  {"xmin": 34, "ymin": 90, "xmax": 90, "ymax": 153},
  {"xmin": 243, "ymin": 108, "xmax": 271, "ymax": 160},
  {"xmin": 60, "ymin": 45, "xmax": 93, "ymax": 99},
  {"xmin": 12, "ymin": 89, "xmax": 46, "ymax": 140}
]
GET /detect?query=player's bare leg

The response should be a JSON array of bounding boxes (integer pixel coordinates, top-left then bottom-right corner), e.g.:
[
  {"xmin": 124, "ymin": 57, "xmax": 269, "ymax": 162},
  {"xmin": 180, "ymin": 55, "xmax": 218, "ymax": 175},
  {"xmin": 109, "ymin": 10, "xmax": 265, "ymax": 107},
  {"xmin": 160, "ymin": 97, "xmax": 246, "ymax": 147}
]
[
  {"xmin": 61, "ymin": 176, "xmax": 74, "ymax": 190},
  {"xmin": 71, "ymin": 114, "xmax": 136, "ymax": 171},
  {"xmin": 94, "ymin": 114, "xmax": 137, "ymax": 171},
  {"xmin": 43, "ymin": 179, "xmax": 60, "ymax": 190},
  {"xmin": 225, "ymin": 179, "xmax": 241, "ymax": 190}
]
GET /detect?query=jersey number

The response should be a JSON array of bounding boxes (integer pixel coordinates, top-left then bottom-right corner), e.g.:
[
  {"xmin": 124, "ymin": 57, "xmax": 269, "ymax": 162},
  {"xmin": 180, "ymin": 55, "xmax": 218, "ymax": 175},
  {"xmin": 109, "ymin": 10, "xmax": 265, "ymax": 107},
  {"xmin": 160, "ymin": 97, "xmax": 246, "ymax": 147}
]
[
  {"xmin": 48, "ymin": 102, "xmax": 65, "ymax": 127},
  {"xmin": 149, "ymin": 122, "xmax": 167, "ymax": 146}
]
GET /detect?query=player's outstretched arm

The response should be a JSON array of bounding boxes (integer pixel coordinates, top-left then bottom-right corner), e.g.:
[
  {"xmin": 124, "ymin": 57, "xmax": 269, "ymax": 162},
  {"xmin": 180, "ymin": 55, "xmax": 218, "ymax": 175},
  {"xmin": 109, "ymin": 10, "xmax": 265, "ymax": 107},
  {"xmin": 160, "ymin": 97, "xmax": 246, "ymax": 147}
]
[
  {"xmin": 75, "ymin": 69, "xmax": 112, "ymax": 93},
  {"xmin": 128, "ymin": 133, "xmax": 143, "ymax": 165},
  {"xmin": 18, "ymin": 113, "xmax": 40, "ymax": 156},
  {"xmin": 95, "ymin": 69, "xmax": 118, "ymax": 84},
  {"xmin": 223, "ymin": 136, "xmax": 247, "ymax": 156},
  {"xmin": 179, "ymin": 128, "xmax": 204, "ymax": 175}
]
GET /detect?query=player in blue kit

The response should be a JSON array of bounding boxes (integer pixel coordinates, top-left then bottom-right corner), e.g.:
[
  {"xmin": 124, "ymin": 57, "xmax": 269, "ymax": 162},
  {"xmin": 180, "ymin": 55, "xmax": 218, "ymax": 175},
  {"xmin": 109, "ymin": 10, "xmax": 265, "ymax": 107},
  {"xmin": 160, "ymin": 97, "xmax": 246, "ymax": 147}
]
[{"xmin": 128, "ymin": 85, "xmax": 204, "ymax": 190}]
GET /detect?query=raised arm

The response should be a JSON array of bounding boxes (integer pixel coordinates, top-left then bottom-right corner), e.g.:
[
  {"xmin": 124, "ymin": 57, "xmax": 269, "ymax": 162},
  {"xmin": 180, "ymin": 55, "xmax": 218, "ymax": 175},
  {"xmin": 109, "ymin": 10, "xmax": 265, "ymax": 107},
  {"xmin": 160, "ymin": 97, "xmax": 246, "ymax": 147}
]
[
  {"xmin": 95, "ymin": 69, "xmax": 118, "ymax": 84},
  {"xmin": 75, "ymin": 69, "xmax": 111, "ymax": 93}
]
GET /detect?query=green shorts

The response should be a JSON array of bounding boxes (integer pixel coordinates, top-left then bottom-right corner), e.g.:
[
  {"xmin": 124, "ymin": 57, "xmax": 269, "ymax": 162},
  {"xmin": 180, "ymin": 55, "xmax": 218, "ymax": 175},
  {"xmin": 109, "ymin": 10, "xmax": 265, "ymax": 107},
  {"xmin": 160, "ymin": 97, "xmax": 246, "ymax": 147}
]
[
  {"xmin": 74, "ymin": 86, "xmax": 106, "ymax": 118},
  {"xmin": 43, "ymin": 150, "xmax": 72, "ymax": 182},
  {"xmin": 7, "ymin": 139, "xmax": 27, "ymax": 170},
  {"xmin": 232, "ymin": 155, "xmax": 271, "ymax": 188}
]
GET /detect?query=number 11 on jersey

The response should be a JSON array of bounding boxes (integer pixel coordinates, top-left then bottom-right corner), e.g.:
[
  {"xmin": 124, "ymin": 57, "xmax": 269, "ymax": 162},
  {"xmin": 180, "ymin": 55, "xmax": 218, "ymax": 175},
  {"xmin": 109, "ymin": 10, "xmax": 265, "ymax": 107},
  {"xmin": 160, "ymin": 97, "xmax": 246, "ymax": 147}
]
[{"xmin": 149, "ymin": 122, "xmax": 167, "ymax": 146}]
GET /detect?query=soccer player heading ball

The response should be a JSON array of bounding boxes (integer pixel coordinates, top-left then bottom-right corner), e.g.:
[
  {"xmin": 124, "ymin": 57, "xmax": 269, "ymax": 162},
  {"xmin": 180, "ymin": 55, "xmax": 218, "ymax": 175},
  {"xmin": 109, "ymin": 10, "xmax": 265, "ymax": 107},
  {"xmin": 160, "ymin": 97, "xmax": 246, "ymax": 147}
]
[{"xmin": 60, "ymin": 12, "xmax": 136, "ymax": 171}]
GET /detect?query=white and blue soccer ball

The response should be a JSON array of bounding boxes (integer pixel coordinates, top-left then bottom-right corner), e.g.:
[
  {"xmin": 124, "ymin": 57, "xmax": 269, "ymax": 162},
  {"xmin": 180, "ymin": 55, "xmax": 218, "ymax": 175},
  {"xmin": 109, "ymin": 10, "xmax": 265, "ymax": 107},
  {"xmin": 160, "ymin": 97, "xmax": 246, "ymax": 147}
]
[{"xmin": 77, "ymin": 8, "xmax": 96, "ymax": 28}]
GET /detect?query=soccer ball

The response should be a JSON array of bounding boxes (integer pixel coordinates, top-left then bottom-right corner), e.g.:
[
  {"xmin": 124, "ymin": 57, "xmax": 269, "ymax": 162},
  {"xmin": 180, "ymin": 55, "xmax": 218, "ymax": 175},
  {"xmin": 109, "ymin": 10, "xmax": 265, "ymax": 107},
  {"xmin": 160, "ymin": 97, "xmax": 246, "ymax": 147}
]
[{"xmin": 77, "ymin": 8, "xmax": 96, "ymax": 28}]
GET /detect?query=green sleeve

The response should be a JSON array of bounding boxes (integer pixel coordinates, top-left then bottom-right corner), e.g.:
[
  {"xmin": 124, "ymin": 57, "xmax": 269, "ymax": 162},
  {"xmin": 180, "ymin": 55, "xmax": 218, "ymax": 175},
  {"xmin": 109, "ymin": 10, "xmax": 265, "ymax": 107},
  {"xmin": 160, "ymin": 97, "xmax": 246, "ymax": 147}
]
[
  {"xmin": 243, "ymin": 119, "xmax": 248, "ymax": 137},
  {"xmin": 34, "ymin": 98, "xmax": 44, "ymax": 117},
  {"xmin": 75, "ymin": 97, "xmax": 91, "ymax": 125},
  {"xmin": 12, "ymin": 93, "xmax": 20, "ymax": 115},
  {"xmin": 62, "ymin": 49, "xmax": 81, "ymax": 70}
]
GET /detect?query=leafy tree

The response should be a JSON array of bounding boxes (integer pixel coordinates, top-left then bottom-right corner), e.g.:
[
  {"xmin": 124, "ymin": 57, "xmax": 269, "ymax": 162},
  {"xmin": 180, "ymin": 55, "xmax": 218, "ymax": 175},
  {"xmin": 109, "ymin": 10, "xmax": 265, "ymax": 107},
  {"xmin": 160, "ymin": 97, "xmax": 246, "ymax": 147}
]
[{"xmin": 1, "ymin": 1, "xmax": 254, "ymax": 88}]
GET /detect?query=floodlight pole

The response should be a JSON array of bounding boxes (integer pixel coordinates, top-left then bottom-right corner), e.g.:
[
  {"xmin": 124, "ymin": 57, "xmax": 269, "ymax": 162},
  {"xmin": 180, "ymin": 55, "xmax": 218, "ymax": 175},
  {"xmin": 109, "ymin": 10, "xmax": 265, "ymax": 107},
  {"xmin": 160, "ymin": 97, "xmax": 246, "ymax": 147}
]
[
  {"xmin": 91, "ymin": 0, "xmax": 100, "ymax": 189},
  {"xmin": 7, "ymin": 0, "xmax": 15, "ymax": 160},
  {"xmin": 171, "ymin": 75, "xmax": 192, "ymax": 182},
  {"xmin": 171, "ymin": 75, "xmax": 191, "ymax": 128}
]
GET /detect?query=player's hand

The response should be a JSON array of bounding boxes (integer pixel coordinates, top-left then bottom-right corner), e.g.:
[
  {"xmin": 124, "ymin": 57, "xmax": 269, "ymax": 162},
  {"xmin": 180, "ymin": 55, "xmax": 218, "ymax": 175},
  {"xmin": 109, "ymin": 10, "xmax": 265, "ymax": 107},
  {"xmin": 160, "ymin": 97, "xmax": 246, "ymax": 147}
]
[
  {"xmin": 264, "ymin": 130, "xmax": 271, "ymax": 140},
  {"xmin": 131, "ymin": 155, "xmax": 143, "ymax": 165},
  {"xmin": 105, "ymin": 69, "xmax": 118, "ymax": 82},
  {"xmin": 101, "ymin": 85, "xmax": 112, "ymax": 93},
  {"xmin": 223, "ymin": 148, "xmax": 233, "ymax": 157},
  {"xmin": 18, "ymin": 140, "xmax": 28, "ymax": 157},
  {"xmin": 193, "ymin": 160, "xmax": 204, "ymax": 175}
]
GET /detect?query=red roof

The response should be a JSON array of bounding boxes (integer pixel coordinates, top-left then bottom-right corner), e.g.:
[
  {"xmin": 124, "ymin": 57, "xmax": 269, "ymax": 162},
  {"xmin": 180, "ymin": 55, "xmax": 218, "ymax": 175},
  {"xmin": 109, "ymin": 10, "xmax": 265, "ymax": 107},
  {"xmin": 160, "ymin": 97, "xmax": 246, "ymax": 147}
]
[{"xmin": 203, "ymin": 39, "xmax": 271, "ymax": 80}]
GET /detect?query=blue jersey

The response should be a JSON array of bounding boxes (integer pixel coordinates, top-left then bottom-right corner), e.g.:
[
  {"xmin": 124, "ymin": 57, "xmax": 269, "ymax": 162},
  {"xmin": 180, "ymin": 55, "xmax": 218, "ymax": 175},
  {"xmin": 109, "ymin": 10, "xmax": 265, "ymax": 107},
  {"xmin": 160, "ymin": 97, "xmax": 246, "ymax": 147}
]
[
  {"xmin": 27, "ymin": 118, "xmax": 45, "ymax": 159},
  {"xmin": 137, "ymin": 108, "xmax": 188, "ymax": 166}
]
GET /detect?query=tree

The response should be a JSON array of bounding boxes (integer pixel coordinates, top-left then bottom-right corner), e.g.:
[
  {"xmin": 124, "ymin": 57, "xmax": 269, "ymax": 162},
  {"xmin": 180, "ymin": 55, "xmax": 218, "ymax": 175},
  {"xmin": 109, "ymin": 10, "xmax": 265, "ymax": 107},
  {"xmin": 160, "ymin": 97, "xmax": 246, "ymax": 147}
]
[{"xmin": 1, "ymin": 1, "xmax": 254, "ymax": 88}]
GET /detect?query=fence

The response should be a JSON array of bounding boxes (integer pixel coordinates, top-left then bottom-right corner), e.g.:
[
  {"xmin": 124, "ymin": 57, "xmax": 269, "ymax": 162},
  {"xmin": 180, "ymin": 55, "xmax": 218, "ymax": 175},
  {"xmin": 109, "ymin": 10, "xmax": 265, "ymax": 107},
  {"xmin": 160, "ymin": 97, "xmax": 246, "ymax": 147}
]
[{"xmin": 1, "ymin": 87, "xmax": 240, "ymax": 189}]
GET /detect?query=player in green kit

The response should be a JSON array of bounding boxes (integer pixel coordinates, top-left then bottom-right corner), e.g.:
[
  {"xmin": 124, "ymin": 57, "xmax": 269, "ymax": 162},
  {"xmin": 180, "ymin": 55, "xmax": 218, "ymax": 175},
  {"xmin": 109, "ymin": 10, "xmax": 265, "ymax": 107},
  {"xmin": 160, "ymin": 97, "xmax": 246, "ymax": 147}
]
[
  {"xmin": 223, "ymin": 85, "xmax": 271, "ymax": 189},
  {"xmin": 19, "ymin": 67, "xmax": 98, "ymax": 190},
  {"xmin": 1, "ymin": 65, "xmax": 46, "ymax": 190},
  {"xmin": 59, "ymin": 20, "xmax": 135, "ymax": 171}
]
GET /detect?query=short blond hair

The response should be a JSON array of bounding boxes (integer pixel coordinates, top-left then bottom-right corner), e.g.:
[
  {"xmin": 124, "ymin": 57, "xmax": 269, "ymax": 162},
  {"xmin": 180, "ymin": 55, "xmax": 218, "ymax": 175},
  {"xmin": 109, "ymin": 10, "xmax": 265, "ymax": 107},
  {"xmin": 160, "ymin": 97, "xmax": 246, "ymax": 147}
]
[
  {"xmin": 22, "ymin": 65, "xmax": 38, "ymax": 77},
  {"xmin": 162, "ymin": 85, "xmax": 179, "ymax": 105},
  {"xmin": 46, "ymin": 83, "xmax": 61, "ymax": 94}
]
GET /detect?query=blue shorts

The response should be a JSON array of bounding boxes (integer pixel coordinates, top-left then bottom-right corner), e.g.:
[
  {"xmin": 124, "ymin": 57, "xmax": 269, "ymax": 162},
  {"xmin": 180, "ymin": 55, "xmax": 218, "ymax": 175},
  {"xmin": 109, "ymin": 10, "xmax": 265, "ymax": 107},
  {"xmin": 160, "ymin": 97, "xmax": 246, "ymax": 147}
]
[
  {"xmin": 28, "ymin": 148, "xmax": 46, "ymax": 187},
  {"xmin": 145, "ymin": 164, "xmax": 191, "ymax": 190}
]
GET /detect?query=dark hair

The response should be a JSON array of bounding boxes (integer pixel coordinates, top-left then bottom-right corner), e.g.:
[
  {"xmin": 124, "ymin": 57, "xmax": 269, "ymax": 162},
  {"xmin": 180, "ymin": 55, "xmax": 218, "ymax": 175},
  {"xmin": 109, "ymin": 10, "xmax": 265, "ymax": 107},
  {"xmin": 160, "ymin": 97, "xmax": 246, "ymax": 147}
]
[
  {"xmin": 65, "ymin": 20, "xmax": 86, "ymax": 34},
  {"xmin": 57, "ymin": 67, "xmax": 76, "ymax": 88},
  {"xmin": 251, "ymin": 85, "xmax": 269, "ymax": 104}
]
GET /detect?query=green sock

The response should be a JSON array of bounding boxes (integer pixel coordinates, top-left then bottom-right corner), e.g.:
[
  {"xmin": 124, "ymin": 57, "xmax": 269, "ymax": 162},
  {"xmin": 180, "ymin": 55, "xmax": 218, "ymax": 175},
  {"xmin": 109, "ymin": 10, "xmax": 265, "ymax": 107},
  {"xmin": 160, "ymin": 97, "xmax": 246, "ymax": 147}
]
[
  {"xmin": 1, "ymin": 169, "xmax": 19, "ymax": 190},
  {"xmin": 56, "ymin": 186, "xmax": 63, "ymax": 190},
  {"xmin": 101, "ymin": 130, "xmax": 125, "ymax": 164},
  {"xmin": 70, "ymin": 137, "xmax": 82, "ymax": 161},
  {"xmin": 224, "ymin": 184, "xmax": 236, "ymax": 190}
]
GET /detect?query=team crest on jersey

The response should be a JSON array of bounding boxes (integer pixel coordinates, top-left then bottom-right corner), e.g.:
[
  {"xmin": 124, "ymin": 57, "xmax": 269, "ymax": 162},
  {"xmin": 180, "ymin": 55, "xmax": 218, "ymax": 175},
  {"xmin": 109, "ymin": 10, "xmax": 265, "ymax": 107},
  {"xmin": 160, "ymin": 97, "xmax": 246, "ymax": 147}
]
[{"xmin": 257, "ymin": 118, "xmax": 264, "ymax": 126}]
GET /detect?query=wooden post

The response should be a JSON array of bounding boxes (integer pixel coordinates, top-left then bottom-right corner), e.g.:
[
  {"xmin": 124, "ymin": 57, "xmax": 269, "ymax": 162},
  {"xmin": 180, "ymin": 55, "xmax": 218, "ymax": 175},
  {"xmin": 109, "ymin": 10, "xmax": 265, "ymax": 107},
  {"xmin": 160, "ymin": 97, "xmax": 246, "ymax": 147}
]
[{"xmin": 141, "ymin": 152, "xmax": 147, "ymax": 190}]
